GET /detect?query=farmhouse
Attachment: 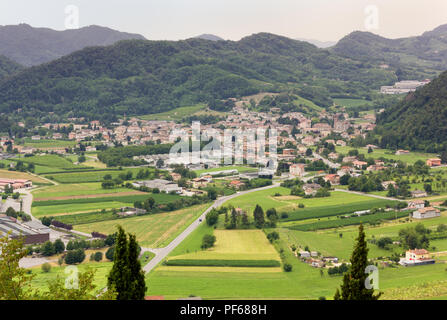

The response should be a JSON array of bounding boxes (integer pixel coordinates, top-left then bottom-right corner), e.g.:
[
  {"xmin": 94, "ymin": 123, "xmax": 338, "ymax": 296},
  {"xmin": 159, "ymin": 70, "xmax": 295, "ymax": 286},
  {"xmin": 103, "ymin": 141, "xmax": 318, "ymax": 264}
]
[
  {"xmin": 381, "ymin": 181, "xmax": 397, "ymax": 190},
  {"xmin": 303, "ymin": 183, "xmax": 321, "ymax": 196},
  {"xmin": 0, "ymin": 178, "xmax": 33, "ymax": 191},
  {"xmin": 400, "ymin": 249, "xmax": 435, "ymax": 266},
  {"xmin": 229, "ymin": 180, "xmax": 245, "ymax": 190},
  {"xmin": 352, "ymin": 160, "xmax": 367, "ymax": 169},
  {"xmin": 289, "ymin": 163, "xmax": 306, "ymax": 177},
  {"xmin": 323, "ymin": 174, "xmax": 340, "ymax": 185},
  {"xmin": 412, "ymin": 207, "xmax": 440, "ymax": 219},
  {"xmin": 191, "ymin": 177, "xmax": 210, "ymax": 189},
  {"xmin": 426, "ymin": 158, "xmax": 441, "ymax": 167},
  {"xmin": 411, "ymin": 190, "xmax": 428, "ymax": 198},
  {"xmin": 395, "ymin": 149, "xmax": 410, "ymax": 155},
  {"xmin": 408, "ymin": 199, "xmax": 425, "ymax": 209}
]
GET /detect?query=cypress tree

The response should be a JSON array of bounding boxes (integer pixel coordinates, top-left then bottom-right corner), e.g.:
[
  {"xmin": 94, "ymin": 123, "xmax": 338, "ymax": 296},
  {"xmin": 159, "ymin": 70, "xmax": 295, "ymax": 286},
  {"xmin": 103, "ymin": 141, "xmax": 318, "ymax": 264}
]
[
  {"xmin": 127, "ymin": 234, "xmax": 147, "ymax": 300},
  {"xmin": 253, "ymin": 205, "xmax": 265, "ymax": 228},
  {"xmin": 107, "ymin": 226, "xmax": 131, "ymax": 300},
  {"xmin": 334, "ymin": 224, "xmax": 382, "ymax": 300}
]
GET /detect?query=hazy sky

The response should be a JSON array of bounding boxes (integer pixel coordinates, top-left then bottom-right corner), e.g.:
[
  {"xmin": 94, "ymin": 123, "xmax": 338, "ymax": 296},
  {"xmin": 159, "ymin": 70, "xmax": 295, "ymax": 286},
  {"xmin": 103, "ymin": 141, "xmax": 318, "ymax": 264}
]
[{"xmin": 1, "ymin": 0, "xmax": 447, "ymax": 41}]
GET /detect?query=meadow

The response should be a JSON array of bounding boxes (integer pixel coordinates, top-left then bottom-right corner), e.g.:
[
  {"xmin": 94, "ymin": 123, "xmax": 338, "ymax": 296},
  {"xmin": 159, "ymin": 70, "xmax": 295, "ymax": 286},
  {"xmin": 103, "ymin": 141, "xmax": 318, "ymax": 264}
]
[
  {"xmin": 22, "ymin": 139, "xmax": 77, "ymax": 149},
  {"xmin": 74, "ymin": 204, "xmax": 210, "ymax": 248},
  {"xmin": 43, "ymin": 167, "xmax": 153, "ymax": 183},
  {"xmin": 139, "ymin": 104, "xmax": 206, "ymax": 121},
  {"xmin": 335, "ymin": 146, "xmax": 438, "ymax": 165},
  {"xmin": 0, "ymin": 169, "xmax": 50, "ymax": 184},
  {"xmin": 32, "ymin": 183, "xmax": 139, "ymax": 200}
]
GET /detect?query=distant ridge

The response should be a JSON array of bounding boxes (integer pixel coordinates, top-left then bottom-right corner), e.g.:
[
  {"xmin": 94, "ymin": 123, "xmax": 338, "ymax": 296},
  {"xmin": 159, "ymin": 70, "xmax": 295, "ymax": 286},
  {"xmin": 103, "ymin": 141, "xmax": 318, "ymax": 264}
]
[
  {"xmin": 0, "ymin": 24, "xmax": 146, "ymax": 66},
  {"xmin": 295, "ymin": 38, "xmax": 337, "ymax": 48},
  {"xmin": 194, "ymin": 34, "xmax": 225, "ymax": 41}
]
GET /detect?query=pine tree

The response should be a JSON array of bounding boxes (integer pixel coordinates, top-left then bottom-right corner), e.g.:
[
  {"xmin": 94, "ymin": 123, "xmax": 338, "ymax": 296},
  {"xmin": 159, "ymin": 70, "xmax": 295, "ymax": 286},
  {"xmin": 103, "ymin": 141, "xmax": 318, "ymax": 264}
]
[
  {"xmin": 334, "ymin": 224, "xmax": 382, "ymax": 300},
  {"xmin": 127, "ymin": 234, "xmax": 147, "ymax": 300}
]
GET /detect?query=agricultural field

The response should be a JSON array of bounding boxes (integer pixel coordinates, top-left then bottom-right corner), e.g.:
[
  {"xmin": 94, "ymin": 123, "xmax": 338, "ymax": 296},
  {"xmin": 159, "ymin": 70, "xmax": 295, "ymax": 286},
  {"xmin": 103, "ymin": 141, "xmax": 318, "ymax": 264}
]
[
  {"xmin": 167, "ymin": 229, "xmax": 281, "ymax": 263},
  {"xmin": 13, "ymin": 154, "xmax": 86, "ymax": 170},
  {"xmin": 139, "ymin": 104, "xmax": 206, "ymax": 121},
  {"xmin": 29, "ymin": 261, "xmax": 112, "ymax": 292},
  {"xmin": 146, "ymin": 210, "xmax": 447, "ymax": 299},
  {"xmin": 335, "ymin": 146, "xmax": 438, "ymax": 165},
  {"xmin": 32, "ymin": 183, "xmax": 141, "ymax": 200},
  {"xmin": 0, "ymin": 169, "xmax": 50, "ymax": 184},
  {"xmin": 43, "ymin": 167, "xmax": 154, "ymax": 183},
  {"xmin": 22, "ymin": 139, "xmax": 77, "ymax": 149},
  {"xmin": 74, "ymin": 204, "xmax": 210, "ymax": 248},
  {"xmin": 333, "ymin": 98, "xmax": 373, "ymax": 109},
  {"xmin": 225, "ymin": 187, "xmax": 393, "ymax": 216},
  {"xmin": 32, "ymin": 192, "xmax": 181, "ymax": 217}
]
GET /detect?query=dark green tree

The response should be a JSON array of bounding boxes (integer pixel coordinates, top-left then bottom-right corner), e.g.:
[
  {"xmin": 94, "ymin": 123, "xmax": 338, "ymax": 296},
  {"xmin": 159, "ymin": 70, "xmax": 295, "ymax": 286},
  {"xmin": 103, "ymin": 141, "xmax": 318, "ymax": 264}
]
[
  {"xmin": 127, "ymin": 234, "xmax": 147, "ymax": 300},
  {"xmin": 253, "ymin": 205, "xmax": 265, "ymax": 228},
  {"xmin": 334, "ymin": 224, "xmax": 382, "ymax": 300}
]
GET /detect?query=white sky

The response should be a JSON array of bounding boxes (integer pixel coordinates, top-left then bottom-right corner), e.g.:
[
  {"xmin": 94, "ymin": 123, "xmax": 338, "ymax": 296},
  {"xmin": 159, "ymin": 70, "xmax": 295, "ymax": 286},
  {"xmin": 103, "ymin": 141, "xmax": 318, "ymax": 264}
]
[{"xmin": 1, "ymin": 0, "xmax": 447, "ymax": 41}]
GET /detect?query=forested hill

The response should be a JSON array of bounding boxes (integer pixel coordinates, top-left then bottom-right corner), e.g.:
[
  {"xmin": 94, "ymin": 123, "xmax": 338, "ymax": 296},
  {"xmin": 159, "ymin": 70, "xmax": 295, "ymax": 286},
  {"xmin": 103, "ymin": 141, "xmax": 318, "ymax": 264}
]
[
  {"xmin": 332, "ymin": 24, "xmax": 447, "ymax": 80},
  {"xmin": 0, "ymin": 55, "xmax": 23, "ymax": 80},
  {"xmin": 0, "ymin": 24, "xmax": 146, "ymax": 66},
  {"xmin": 376, "ymin": 70, "xmax": 447, "ymax": 153},
  {"xmin": 0, "ymin": 32, "xmax": 398, "ymax": 122}
]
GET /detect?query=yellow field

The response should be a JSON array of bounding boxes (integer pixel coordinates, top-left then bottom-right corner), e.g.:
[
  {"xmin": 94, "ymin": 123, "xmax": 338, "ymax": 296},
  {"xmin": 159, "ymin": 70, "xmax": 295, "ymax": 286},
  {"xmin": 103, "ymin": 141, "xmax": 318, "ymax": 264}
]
[
  {"xmin": 75, "ymin": 204, "xmax": 209, "ymax": 248},
  {"xmin": 171, "ymin": 229, "xmax": 281, "ymax": 261},
  {"xmin": 0, "ymin": 169, "xmax": 49, "ymax": 184}
]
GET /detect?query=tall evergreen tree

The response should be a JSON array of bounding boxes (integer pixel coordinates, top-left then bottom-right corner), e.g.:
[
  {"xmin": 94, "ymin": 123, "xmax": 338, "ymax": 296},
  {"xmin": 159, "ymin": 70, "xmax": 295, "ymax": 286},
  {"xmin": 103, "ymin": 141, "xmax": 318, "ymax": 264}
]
[
  {"xmin": 107, "ymin": 226, "xmax": 131, "ymax": 300},
  {"xmin": 334, "ymin": 224, "xmax": 382, "ymax": 300},
  {"xmin": 127, "ymin": 234, "xmax": 147, "ymax": 299},
  {"xmin": 253, "ymin": 205, "xmax": 265, "ymax": 228}
]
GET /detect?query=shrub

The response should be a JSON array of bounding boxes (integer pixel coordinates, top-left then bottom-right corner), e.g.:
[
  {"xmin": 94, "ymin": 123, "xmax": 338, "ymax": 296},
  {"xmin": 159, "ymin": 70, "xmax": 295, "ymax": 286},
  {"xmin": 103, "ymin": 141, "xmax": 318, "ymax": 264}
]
[
  {"xmin": 266, "ymin": 231, "xmax": 280, "ymax": 243},
  {"xmin": 105, "ymin": 246, "xmax": 115, "ymax": 261},
  {"xmin": 64, "ymin": 249, "xmax": 86, "ymax": 265},
  {"xmin": 201, "ymin": 234, "xmax": 216, "ymax": 249},
  {"xmin": 41, "ymin": 262, "xmax": 51, "ymax": 273},
  {"xmin": 53, "ymin": 239, "xmax": 65, "ymax": 254},
  {"xmin": 283, "ymin": 263, "xmax": 293, "ymax": 272},
  {"xmin": 41, "ymin": 241, "xmax": 55, "ymax": 257},
  {"xmin": 93, "ymin": 251, "xmax": 103, "ymax": 262}
]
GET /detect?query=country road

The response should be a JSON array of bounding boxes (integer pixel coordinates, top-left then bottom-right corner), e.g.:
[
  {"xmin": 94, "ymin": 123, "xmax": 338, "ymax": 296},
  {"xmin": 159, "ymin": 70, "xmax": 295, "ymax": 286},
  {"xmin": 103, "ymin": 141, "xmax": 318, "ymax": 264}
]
[
  {"xmin": 334, "ymin": 188, "xmax": 405, "ymax": 202},
  {"xmin": 142, "ymin": 183, "xmax": 280, "ymax": 273}
]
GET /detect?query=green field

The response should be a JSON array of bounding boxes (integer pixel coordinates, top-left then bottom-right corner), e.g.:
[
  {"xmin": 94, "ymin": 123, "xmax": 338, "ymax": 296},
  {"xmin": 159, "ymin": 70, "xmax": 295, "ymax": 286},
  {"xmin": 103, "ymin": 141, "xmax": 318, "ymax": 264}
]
[
  {"xmin": 32, "ymin": 193, "xmax": 181, "ymax": 217},
  {"xmin": 23, "ymin": 139, "xmax": 77, "ymax": 149},
  {"xmin": 333, "ymin": 98, "xmax": 373, "ymax": 109},
  {"xmin": 32, "ymin": 183, "xmax": 138, "ymax": 200},
  {"xmin": 29, "ymin": 262, "xmax": 112, "ymax": 292},
  {"xmin": 14, "ymin": 154, "xmax": 86, "ymax": 170},
  {"xmin": 139, "ymin": 104, "xmax": 206, "ymax": 121},
  {"xmin": 74, "ymin": 204, "xmax": 210, "ymax": 248},
  {"xmin": 43, "ymin": 167, "xmax": 154, "ymax": 183},
  {"xmin": 224, "ymin": 187, "xmax": 391, "ymax": 216},
  {"xmin": 336, "ymin": 146, "xmax": 438, "ymax": 165}
]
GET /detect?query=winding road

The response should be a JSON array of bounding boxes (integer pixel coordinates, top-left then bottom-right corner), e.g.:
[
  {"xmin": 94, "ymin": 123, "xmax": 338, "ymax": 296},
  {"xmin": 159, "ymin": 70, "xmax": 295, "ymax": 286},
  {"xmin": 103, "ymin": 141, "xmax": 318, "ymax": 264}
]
[{"xmin": 142, "ymin": 183, "xmax": 280, "ymax": 273}]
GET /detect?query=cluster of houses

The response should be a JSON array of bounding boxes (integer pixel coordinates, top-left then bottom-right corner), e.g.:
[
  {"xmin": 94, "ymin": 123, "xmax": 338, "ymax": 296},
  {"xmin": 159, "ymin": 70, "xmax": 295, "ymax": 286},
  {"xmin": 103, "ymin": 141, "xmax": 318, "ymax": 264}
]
[
  {"xmin": 0, "ymin": 178, "xmax": 33, "ymax": 191},
  {"xmin": 297, "ymin": 250, "xmax": 340, "ymax": 268},
  {"xmin": 399, "ymin": 249, "xmax": 435, "ymax": 266}
]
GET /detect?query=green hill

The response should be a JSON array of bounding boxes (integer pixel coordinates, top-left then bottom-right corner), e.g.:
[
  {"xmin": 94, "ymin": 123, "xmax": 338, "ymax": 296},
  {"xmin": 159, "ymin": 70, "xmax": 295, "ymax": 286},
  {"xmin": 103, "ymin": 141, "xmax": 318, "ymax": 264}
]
[
  {"xmin": 0, "ymin": 55, "xmax": 23, "ymax": 80},
  {"xmin": 376, "ymin": 70, "xmax": 447, "ymax": 153},
  {"xmin": 0, "ymin": 33, "xmax": 398, "ymax": 122}
]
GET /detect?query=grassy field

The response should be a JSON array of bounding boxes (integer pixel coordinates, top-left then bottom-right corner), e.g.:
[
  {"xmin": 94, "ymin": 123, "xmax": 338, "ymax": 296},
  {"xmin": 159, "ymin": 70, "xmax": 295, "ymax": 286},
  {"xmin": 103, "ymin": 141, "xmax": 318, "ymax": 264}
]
[
  {"xmin": 14, "ymin": 154, "xmax": 85, "ymax": 170},
  {"xmin": 225, "ymin": 187, "xmax": 389, "ymax": 215},
  {"xmin": 0, "ymin": 169, "xmax": 50, "ymax": 184},
  {"xmin": 336, "ymin": 146, "xmax": 438, "ymax": 165},
  {"xmin": 74, "ymin": 204, "xmax": 210, "ymax": 248},
  {"xmin": 32, "ymin": 193, "xmax": 180, "ymax": 217},
  {"xmin": 139, "ymin": 104, "xmax": 206, "ymax": 121},
  {"xmin": 29, "ymin": 261, "xmax": 112, "ymax": 292},
  {"xmin": 333, "ymin": 98, "xmax": 373, "ymax": 109},
  {"xmin": 22, "ymin": 139, "xmax": 77, "ymax": 149},
  {"xmin": 43, "ymin": 167, "xmax": 153, "ymax": 183},
  {"xmin": 168, "ymin": 229, "xmax": 281, "ymax": 262},
  {"xmin": 32, "ymin": 183, "xmax": 140, "ymax": 200}
]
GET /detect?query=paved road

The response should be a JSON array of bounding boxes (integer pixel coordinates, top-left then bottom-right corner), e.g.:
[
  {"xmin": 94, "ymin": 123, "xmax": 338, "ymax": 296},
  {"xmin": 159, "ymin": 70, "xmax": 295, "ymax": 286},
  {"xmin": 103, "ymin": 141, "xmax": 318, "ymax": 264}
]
[
  {"xmin": 313, "ymin": 153, "xmax": 340, "ymax": 169},
  {"xmin": 334, "ymin": 188, "xmax": 405, "ymax": 202},
  {"xmin": 142, "ymin": 183, "xmax": 280, "ymax": 273}
]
